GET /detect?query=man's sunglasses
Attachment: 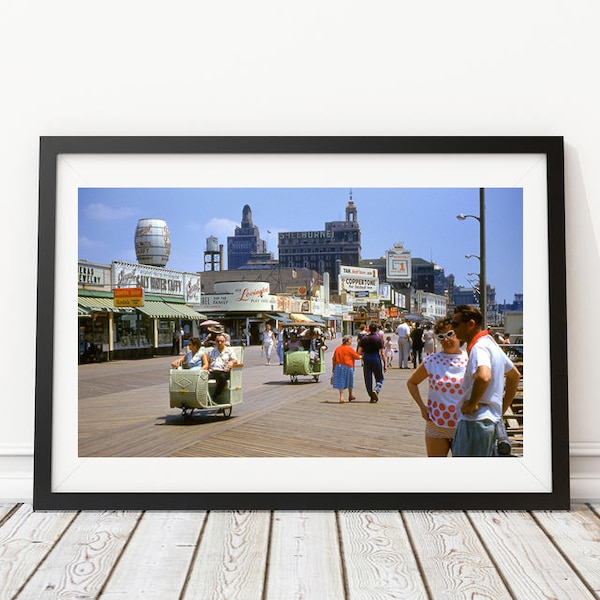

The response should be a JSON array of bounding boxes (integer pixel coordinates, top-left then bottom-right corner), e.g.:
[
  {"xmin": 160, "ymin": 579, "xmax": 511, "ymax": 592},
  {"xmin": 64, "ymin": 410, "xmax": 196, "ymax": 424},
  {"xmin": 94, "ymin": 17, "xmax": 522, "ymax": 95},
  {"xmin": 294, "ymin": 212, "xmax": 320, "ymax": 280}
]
[{"xmin": 436, "ymin": 330, "xmax": 456, "ymax": 340}]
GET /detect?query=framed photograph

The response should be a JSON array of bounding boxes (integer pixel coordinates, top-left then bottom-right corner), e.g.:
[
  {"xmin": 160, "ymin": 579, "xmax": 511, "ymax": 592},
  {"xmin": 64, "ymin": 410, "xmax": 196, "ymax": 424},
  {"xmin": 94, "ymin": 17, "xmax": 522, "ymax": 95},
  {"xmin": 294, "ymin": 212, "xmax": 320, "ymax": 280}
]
[{"xmin": 34, "ymin": 136, "xmax": 568, "ymax": 510}]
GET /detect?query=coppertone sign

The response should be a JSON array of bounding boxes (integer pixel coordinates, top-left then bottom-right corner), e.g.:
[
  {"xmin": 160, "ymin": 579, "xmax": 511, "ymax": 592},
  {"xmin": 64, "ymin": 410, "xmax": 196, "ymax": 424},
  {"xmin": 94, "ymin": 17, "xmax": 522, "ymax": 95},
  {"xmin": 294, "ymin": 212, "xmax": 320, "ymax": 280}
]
[{"xmin": 338, "ymin": 265, "xmax": 379, "ymax": 294}]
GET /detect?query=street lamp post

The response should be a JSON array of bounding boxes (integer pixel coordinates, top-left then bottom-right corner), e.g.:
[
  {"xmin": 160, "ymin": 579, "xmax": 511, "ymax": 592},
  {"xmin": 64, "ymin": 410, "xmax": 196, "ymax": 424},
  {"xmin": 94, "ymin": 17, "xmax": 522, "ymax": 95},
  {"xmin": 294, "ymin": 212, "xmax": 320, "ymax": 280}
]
[{"xmin": 457, "ymin": 188, "xmax": 487, "ymax": 326}]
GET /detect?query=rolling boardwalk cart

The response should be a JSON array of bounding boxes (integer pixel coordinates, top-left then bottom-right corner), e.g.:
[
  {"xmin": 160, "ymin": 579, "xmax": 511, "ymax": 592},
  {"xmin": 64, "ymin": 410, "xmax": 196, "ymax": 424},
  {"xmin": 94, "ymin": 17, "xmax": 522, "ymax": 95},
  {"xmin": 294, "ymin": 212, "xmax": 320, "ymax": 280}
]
[
  {"xmin": 281, "ymin": 323, "xmax": 327, "ymax": 383},
  {"xmin": 169, "ymin": 346, "xmax": 244, "ymax": 419},
  {"xmin": 283, "ymin": 346, "xmax": 326, "ymax": 383}
]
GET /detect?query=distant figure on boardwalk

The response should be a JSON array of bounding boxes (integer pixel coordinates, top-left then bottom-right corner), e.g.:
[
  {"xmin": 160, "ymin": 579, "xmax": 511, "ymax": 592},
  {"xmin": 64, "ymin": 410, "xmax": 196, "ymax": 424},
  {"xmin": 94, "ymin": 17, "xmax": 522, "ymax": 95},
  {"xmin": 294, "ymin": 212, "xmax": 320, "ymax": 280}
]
[
  {"xmin": 308, "ymin": 329, "xmax": 326, "ymax": 369},
  {"xmin": 422, "ymin": 324, "xmax": 435, "ymax": 356},
  {"xmin": 261, "ymin": 323, "xmax": 277, "ymax": 365},
  {"xmin": 204, "ymin": 324, "xmax": 230, "ymax": 346},
  {"xmin": 276, "ymin": 323, "xmax": 285, "ymax": 365},
  {"xmin": 410, "ymin": 322, "xmax": 425, "ymax": 368},
  {"xmin": 396, "ymin": 319, "xmax": 411, "ymax": 368},
  {"xmin": 406, "ymin": 318, "xmax": 468, "ymax": 457},
  {"xmin": 356, "ymin": 324, "xmax": 368, "ymax": 350},
  {"xmin": 450, "ymin": 305, "xmax": 522, "ymax": 457},
  {"xmin": 331, "ymin": 335, "xmax": 362, "ymax": 403},
  {"xmin": 285, "ymin": 331, "xmax": 301, "ymax": 352},
  {"xmin": 384, "ymin": 336, "xmax": 395, "ymax": 368},
  {"xmin": 357, "ymin": 323, "xmax": 386, "ymax": 403}
]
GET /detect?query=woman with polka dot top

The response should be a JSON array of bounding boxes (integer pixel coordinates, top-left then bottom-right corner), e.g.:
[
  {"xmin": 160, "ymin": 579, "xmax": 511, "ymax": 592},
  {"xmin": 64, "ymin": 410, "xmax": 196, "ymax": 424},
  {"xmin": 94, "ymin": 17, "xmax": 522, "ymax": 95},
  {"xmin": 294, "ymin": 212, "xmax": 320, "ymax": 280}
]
[{"xmin": 407, "ymin": 317, "xmax": 468, "ymax": 457}]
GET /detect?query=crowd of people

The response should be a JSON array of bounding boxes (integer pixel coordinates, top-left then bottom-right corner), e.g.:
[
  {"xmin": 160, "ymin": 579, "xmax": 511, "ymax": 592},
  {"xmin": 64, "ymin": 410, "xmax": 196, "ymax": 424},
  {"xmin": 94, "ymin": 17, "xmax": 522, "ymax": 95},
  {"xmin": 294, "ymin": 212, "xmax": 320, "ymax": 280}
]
[
  {"xmin": 333, "ymin": 307, "xmax": 521, "ymax": 458},
  {"xmin": 169, "ymin": 306, "xmax": 521, "ymax": 458}
]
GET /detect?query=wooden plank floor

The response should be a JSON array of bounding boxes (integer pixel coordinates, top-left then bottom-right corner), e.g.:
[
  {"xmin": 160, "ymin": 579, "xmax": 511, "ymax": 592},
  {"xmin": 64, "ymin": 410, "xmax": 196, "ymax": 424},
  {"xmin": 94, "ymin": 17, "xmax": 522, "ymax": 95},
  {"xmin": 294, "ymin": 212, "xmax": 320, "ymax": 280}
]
[
  {"xmin": 8, "ymin": 340, "xmax": 554, "ymax": 597},
  {"xmin": 78, "ymin": 340, "xmax": 522, "ymax": 459},
  {"xmin": 2, "ymin": 503, "xmax": 600, "ymax": 598}
]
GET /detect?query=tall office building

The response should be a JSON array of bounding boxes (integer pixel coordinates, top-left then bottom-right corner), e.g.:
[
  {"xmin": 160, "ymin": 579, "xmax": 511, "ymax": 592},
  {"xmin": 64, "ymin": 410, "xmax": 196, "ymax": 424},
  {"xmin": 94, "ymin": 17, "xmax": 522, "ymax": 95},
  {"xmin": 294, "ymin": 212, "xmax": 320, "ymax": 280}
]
[
  {"xmin": 411, "ymin": 258, "xmax": 447, "ymax": 296},
  {"xmin": 278, "ymin": 194, "xmax": 361, "ymax": 292},
  {"xmin": 227, "ymin": 205, "xmax": 269, "ymax": 270}
]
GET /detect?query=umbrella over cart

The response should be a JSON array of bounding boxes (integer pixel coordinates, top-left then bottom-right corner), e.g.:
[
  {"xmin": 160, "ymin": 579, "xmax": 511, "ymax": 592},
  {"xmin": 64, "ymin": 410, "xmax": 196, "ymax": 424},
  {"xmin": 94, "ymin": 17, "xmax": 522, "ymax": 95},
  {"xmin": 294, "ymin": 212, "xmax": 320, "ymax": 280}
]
[{"xmin": 200, "ymin": 319, "xmax": 221, "ymax": 327}]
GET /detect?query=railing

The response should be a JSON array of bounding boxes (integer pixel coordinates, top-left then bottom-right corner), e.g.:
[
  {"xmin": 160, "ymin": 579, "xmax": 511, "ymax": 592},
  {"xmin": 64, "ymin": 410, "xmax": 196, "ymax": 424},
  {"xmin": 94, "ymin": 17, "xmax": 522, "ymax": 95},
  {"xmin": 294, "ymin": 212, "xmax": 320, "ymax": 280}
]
[{"xmin": 500, "ymin": 343, "xmax": 523, "ymax": 457}]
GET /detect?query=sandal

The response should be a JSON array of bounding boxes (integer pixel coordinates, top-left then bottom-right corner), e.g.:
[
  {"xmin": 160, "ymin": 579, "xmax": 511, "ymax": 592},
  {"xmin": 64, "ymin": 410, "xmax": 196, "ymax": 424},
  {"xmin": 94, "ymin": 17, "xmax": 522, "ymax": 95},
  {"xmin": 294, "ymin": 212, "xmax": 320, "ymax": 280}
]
[{"xmin": 348, "ymin": 396, "xmax": 356, "ymax": 401}]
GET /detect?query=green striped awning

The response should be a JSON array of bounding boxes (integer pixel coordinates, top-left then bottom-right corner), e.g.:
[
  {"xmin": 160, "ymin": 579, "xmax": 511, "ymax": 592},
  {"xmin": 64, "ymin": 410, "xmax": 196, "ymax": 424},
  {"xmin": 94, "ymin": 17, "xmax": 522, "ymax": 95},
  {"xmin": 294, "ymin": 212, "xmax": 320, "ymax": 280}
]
[
  {"xmin": 165, "ymin": 303, "xmax": 206, "ymax": 320},
  {"xmin": 136, "ymin": 300, "xmax": 185, "ymax": 319},
  {"xmin": 78, "ymin": 294, "xmax": 206, "ymax": 320},
  {"xmin": 135, "ymin": 301, "xmax": 204, "ymax": 320},
  {"xmin": 78, "ymin": 296, "xmax": 134, "ymax": 313}
]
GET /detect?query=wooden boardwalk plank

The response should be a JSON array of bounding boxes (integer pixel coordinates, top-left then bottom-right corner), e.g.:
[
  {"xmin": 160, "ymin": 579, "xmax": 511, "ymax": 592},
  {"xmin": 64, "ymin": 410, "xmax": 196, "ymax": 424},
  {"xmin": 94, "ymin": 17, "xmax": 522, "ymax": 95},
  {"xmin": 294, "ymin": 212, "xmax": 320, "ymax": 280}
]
[
  {"xmin": 403, "ymin": 510, "xmax": 512, "ymax": 599},
  {"xmin": 468, "ymin": 510, "xmax": 596, "ymax": 599},
  {"xmin": 338, "ymin": 511, "xmax": 428, "ymax": 599},
  {"xmin": 78, "ymin": 349, "xmax": 428, "ymax": 459},
  {"xmin": 533, "ymin": 504, "xmax": 600, "ymax": 596},
  {"xmin": 0, "ymin": 504, "xmax": 77, "ymax": 600},
  {"xmin": 16, "ymin": 510, "xmax": 141, "ymax": 599},
  {"xmin": 100, "ymin": 511, "xmax": 207, "ymax": 599},
  {"xmin": 182, "ymin": 511, "xmax": 270, "ymax": 600},
  {"xmin": 266, "ymin": 511, "xmax": 345, "ymax": 599}
]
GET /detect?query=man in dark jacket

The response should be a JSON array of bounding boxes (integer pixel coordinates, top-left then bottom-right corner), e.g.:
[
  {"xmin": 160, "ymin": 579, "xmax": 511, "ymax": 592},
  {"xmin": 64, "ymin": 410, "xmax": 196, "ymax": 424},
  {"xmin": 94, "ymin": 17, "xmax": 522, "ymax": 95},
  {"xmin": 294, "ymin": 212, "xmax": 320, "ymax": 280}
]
[
  {"xmin": 410, "ymin": 322, "xmax": 425, "ymax": 368},
  {"xmin": 357, "ymin": 323, "xmax": 387, "ymax": 403}
]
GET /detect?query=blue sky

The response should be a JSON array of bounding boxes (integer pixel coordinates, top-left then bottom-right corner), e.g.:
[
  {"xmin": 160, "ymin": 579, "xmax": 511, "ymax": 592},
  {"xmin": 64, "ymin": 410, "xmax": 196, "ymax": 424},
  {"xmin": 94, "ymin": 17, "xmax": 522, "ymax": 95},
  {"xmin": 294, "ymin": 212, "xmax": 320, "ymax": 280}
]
[{"xmin": 78, "ymin": 187, "xmax": 523, "ymax": 303}]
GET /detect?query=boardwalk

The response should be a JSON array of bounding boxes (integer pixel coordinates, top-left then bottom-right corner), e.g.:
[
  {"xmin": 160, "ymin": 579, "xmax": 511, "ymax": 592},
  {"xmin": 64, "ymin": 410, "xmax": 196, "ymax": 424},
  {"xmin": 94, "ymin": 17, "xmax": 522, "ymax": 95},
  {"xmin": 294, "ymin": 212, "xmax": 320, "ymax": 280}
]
[
  {"xmin": 79, "ymin": 337, "xmax": 523, "ymax": 459},
  {"xmin": 79, "ymin": 338, "xmax": 431, "ymax": 458}
]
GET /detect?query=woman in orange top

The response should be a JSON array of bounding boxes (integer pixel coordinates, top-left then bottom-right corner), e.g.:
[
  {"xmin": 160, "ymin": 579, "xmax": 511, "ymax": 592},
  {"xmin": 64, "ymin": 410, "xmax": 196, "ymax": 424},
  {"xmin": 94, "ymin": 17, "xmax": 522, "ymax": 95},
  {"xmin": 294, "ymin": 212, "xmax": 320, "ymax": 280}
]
[{"xmin": 331, "ymin": 335, "xmax": 362, "ymax": 403}]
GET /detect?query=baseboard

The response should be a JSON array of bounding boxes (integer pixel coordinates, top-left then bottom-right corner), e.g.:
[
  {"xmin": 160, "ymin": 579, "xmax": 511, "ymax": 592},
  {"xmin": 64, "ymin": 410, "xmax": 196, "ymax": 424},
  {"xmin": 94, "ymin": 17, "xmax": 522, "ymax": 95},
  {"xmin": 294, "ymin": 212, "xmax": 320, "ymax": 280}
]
[
  {"xmin": 1, "ymin": 444, "xmax": 600, "ymax": 504},
  {"xmin": 0, "ymin": 449, "xmax": 33, "ymax": 502},
  {"xmin": 570, "ymin": 443, "xmax": 600, "ymax": 502}
]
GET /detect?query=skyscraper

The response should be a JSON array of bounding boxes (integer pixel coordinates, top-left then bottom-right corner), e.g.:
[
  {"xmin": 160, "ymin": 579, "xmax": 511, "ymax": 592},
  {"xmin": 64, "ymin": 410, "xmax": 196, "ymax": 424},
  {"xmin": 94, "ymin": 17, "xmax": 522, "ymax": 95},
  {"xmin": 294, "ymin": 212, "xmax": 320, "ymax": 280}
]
[
  {"xmin": 278, "ymin": 193, "xmax": 361, "ymax": 292},
  {"xmin": 227, "ymin": 205, "xmax": 269, "ymax": 270}
]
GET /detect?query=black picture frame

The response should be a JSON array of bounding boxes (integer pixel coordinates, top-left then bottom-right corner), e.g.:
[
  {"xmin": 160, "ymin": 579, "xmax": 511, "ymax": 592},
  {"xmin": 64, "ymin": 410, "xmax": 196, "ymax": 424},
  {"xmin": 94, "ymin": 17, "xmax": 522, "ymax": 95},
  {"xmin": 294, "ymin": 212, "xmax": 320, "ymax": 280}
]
[{"xmin": 34, "ymin": 136, "xmax": 569, "ymax": 510}]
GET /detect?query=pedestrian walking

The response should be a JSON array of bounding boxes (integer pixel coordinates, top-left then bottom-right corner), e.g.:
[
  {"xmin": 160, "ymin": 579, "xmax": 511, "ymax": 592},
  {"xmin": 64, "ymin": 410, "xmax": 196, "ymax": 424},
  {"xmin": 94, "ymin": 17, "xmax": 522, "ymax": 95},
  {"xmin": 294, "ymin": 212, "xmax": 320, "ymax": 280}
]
[
  {"xmin": 357, "ymin": 323, "xmax": 387, "ymax": 403},
  {"xmin": 261, "ymin": 323, "xmax": 277, "ymax": 365},
  {"xmin": 331, "ymin": 335, "xmax": 362, "ymax": 403},
  {"xmin": 395, "ymin": 318, "xmax": 411, "ymax": 368},
  {"xmin": 384, "ymin": 335, "xmax": 395, "ymax": 368},
  {"xmin": 276, "ymin": 323, "xmax": 285, "ymax": 365},
  {"xmin": 355, "ymin": 323, "xmax": 368, "ymax": 350},
  {"xmin": 450, "ymin": 305, "xmax": 522, "ymax": 457},
  {"xmin": 410, "ymin": 322, "xmax": 425, "ymax": 368}
]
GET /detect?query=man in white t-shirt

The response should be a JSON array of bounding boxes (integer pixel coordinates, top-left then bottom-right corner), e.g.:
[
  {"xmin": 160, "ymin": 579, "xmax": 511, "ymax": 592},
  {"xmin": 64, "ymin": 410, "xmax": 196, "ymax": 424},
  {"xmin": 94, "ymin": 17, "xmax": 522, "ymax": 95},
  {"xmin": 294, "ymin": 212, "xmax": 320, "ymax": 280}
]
[
  {"xmin": 395, "ymin": 319, "xmax": 412, "ymax": 369},
  {"xmin": 450, "ymin": 305, "xmax": 521, "ymax": 456}
]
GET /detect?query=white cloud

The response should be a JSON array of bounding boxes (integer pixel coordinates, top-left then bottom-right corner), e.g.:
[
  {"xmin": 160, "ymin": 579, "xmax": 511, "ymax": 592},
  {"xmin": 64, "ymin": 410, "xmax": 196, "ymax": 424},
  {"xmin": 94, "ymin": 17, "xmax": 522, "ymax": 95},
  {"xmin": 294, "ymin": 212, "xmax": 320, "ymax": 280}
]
[
  {"xmin": 85, "ymin": 203, "xmax": 137, "ymax": 221},
  {"xmin": 199, "ymin": 218, "xmax": 238, "ymax": 240}
]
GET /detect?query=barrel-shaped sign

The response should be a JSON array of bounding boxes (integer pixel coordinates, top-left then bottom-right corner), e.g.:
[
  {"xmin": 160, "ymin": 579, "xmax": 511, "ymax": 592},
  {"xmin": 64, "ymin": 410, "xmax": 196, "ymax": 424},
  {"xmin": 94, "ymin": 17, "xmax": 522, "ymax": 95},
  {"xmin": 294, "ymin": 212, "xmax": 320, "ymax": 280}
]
[{"xmin": 134, "ymin": 218, "xmax": 171, "ymax": 267}]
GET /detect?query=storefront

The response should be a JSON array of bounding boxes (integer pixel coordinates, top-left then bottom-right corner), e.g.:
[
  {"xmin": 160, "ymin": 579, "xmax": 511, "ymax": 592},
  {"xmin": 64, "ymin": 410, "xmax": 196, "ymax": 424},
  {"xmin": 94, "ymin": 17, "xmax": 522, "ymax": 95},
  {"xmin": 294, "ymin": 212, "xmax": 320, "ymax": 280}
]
[
  {"xmin": 78, "ymin": 290, "xmax": 206, "ymax": 360},
  {"xmin": 197, "ymin": 281, "xmax": 348, "ymax": 344},
  {"xmin": 78, "ymin": 260, "xmax": 205, "ymax": 361}
]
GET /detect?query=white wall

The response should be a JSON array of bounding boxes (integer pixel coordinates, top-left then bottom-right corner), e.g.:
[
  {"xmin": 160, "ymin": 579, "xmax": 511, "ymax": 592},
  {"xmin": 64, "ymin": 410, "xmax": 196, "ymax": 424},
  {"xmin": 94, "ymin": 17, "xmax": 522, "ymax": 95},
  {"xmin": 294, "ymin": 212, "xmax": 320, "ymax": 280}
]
[{"xmin": 1, "ymin": 0, "xmax": 598, "ymax": 500}]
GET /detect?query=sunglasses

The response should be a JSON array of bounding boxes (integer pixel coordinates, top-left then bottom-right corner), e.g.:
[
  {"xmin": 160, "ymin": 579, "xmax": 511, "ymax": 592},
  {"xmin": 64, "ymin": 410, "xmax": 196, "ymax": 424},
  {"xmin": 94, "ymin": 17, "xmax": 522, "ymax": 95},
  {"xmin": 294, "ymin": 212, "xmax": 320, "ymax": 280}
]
[{"xmin": 436, "ymin": 330, "xmax": 456, "ymax": 340}]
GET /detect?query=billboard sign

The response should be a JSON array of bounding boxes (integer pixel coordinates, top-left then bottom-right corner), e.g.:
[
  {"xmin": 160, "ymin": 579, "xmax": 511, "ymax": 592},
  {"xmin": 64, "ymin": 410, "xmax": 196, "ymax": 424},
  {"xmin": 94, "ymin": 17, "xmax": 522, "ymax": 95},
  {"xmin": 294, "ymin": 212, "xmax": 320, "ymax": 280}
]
[{"xmin": 386, "ymin": 242, "xmax": 412, "ymax": 282}]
